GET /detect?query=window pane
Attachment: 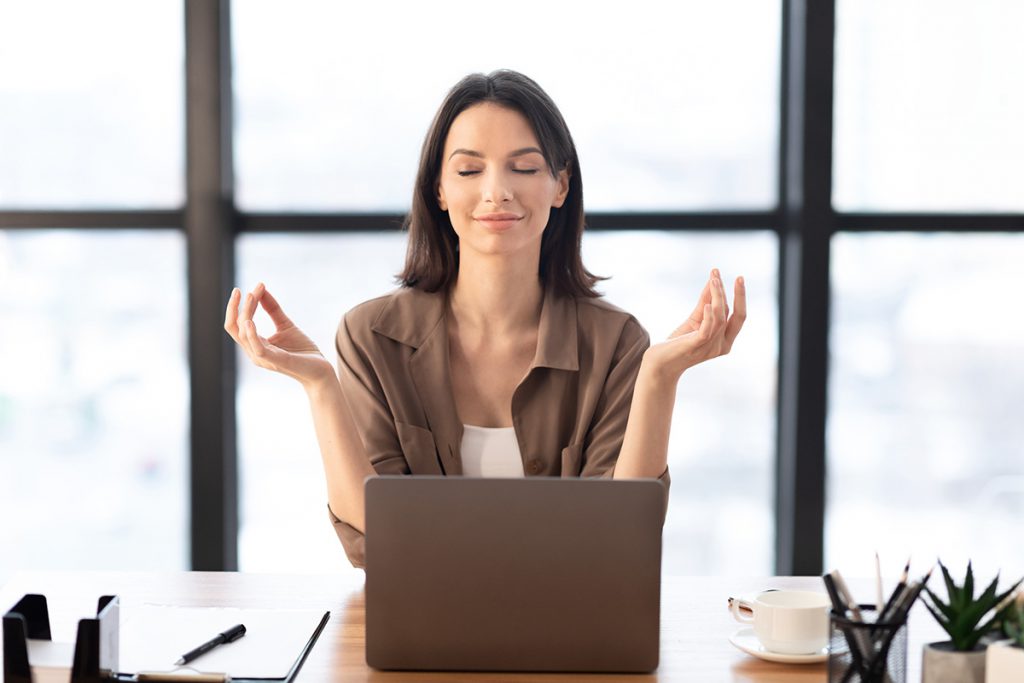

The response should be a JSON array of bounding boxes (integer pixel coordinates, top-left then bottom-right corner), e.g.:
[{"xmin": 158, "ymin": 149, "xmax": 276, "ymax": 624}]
[
  {"xmin": 236, "ymin": 232, "xmax": 408, "ymax": 578},
  {"xmin": 0, "ymin": 230, "xmax": 188, "ymax": 584},
  {"xmin": 585, "ymin": 231, "xmax": 777, "ymax": 575},
  {"xmin": 237, "ymin": 231, "xmax": 777, "ymax": 576},
  {"xmin": 0, "ymin": 1, "xmax": 183, "ymax": 208},
  {"xmin": 834, "ymin": 0, "xmax": 1024, "ymax": 211},
  {"xmin": 233, "ymin": 1, "xmax": 779, "ymax": 211},
  {"xmin": 827, "ymin": 233, "xmax": 1024, "ymax": 579}
]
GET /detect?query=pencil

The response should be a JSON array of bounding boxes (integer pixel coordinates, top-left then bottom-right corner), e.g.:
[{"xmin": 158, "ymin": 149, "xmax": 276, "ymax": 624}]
[
  {"xmin": 879, "ymin": 557, "xmax": 911, "ymax": 623},
  {"xmin": 891, "ymin": 566, "xmax": 935, "ymax": 625},
  {"xmin": 875, "ymin": 552, "xmax": 884, "ymax": 612},
  {"xmin": 822, "ymin": 573, "xmax": 845, "ymax": 614},
  {"xmin": 830, "ymin": 570, "xmax": 863, "ymax": 622}
]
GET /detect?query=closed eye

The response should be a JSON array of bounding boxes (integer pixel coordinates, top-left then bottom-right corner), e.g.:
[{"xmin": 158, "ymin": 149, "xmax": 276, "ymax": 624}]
[{"xmin": 456, "ymin": 169, "xmax": 540, "ymax": 177}]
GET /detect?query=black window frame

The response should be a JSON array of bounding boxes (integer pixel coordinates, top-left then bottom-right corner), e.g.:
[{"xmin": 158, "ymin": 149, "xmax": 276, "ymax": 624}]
[{"xmin": 3, "ymin": 0, "xmax": 1020, "ymax": 574}]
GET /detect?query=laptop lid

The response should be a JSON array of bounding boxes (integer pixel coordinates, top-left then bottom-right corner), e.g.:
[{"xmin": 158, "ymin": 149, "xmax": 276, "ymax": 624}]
[{"xmin": 365, "ymin": 476, "xmax": 663, "ymax": 673}]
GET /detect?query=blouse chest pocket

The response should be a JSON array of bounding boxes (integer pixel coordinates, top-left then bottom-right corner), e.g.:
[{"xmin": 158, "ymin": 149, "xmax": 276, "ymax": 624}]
[
  {"xmin": 560, "ymin": 442, "xmax": 584, "ymax": 477},
  {"xmin": 395, "ymin": 421, "xmax": 444, "ymax": 475}
]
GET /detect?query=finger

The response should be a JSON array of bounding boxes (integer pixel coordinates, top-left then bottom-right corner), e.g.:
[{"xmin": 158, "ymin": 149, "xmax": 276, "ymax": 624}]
[
  {"xmin": 240, "ymin": 293, "xmax": 273, "ymax": 358},
  {"xmin": 243, "ymin": 318, "xmax": 282, "ymax": 369},
  {"xmin": 235, "ymin": 292, "xmax": 256, "ymax": 357},
  {"xmin": 223, "ymin": 287, "xmax": 242, "ymax": 340},
  {"xmin": 708, "ymin": 271, "xmax": 725, "ymax": 332},
  {"xmin": 713, "ymin": 268, "xmax": 730, "ymax": 319},
  {"xmin": 723, "ymin": 276, "xmax": 747, "ymax": 351},
  {"xmin": 244, "ymin": 319, "xmax": 272, "ymax": 363},
  {"xmin": 240, "ymin": 284, "xmax": 262, "ymax": 323},
  {"xmin": 687, "ymin": 278, "xmax": 712, "ymax": 322},
  {"xmin": 259, "ymin": 286, "xmax": 295, "ymax": 330},
  {"xmin": 698, "ymin": 303, "xmax": 714, "ymax": 341},
  {"xmin": 237, "ymin": 311, "xmax": 259, "ymax": 359}
]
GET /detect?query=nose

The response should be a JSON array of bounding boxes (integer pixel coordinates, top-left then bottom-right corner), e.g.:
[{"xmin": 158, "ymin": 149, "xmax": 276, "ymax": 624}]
[{"xmin": 482, "ymin": 170, "xmax": 513, "ymax": 204}]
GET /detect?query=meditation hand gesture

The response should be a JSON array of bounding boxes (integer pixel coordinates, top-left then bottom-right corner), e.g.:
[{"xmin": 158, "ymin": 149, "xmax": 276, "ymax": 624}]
[
  {"xmin": 642, "ymin": 269, "xmax": 746, "ymax": 384},
  {"xmin": 224, "ymin": 282, "xmax": 335, "ymax": 388}
]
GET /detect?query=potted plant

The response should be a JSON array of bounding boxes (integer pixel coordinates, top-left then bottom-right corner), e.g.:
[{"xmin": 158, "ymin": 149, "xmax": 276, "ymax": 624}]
[
  {"xmin": 986, "ymin": 590, "xmax": 1024, "ymax": 683},
  {"xmin": 921, "ymin": 561, "xmax": 1022, "ymax": 683}
]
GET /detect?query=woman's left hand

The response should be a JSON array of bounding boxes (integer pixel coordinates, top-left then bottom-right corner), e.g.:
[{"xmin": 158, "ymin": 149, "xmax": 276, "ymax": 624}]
[{"xmin": 641, "ymin": 268, "xmax": 746, "ymax": 385}]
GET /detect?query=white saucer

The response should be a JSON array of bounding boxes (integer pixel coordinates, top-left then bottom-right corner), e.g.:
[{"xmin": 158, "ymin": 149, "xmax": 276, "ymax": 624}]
[{"xmin": 728, "ymin": 627, "xmax": 828, "ymax": 664}]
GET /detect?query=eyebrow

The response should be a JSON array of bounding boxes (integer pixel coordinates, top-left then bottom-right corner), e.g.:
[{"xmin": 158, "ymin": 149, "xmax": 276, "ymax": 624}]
[{"xmin": 448, "ymin": 146, "xmax": 545, "ymax": 161}]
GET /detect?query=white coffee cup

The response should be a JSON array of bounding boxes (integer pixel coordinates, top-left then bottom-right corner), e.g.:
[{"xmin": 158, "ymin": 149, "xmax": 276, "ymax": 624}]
[{"xmin": 730, "ymin": 589, "xmax": 830, "ymax": 655}]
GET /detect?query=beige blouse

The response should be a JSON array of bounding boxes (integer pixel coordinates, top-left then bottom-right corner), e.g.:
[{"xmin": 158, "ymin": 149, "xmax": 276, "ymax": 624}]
[{"xmin": 328, "ymin": 285, "xmax": 670, "ymax": 568}]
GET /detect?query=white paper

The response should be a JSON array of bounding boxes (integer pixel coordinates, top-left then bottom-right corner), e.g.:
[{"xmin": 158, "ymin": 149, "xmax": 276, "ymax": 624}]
[
  {"xmin": 26, "ymin": 639, "xmax": 75, "ymax": 667},
  {"xmin": 117, "ymin": 606, "xmax": 328, "ymax": 678}
]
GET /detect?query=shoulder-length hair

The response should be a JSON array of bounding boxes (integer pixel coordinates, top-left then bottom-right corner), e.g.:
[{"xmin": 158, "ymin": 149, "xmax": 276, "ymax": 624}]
[{"xmin": 397, "ymin": 69, "xmax": 603, "ymax": 298}]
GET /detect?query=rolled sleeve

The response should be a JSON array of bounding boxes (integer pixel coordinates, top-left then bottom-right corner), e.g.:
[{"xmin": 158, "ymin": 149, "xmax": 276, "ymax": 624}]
[
  {"xmin": 328, "ymin": 503, "xmax": 368, "ymax": 569},
  {"xmin": 579, "ymin": 318, "xmax": 671, "ymax": 519},
  {"xmin": 331, "ymin": 312, "xmax": 409, "ymax": 568}
]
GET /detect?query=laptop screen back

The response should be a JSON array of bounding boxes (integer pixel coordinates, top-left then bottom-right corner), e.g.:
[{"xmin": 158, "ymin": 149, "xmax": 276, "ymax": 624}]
[{"xmin": 365, "ymin": 476, "xmax": 663, "ymax": 672}]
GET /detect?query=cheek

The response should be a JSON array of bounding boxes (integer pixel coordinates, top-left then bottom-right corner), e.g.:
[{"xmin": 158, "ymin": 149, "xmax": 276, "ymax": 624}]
[
  {"xmin": 533, "ymin": 177, "xmax": 563, "ymax": 205},
  {"xmin": 439, "ymin": 180, "xmax": 471, "ymax": 209}
]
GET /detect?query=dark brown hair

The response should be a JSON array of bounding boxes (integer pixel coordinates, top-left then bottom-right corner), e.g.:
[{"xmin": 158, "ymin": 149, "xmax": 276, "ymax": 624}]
[{"xmin": 397, "ymin": 69, "xmax": 603, "ymax": 297}]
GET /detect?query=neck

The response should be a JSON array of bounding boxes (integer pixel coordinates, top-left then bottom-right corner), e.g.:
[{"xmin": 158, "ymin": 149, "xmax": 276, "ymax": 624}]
[{"xmin": 449, "ymin": 252, "xmax": 543, "ymax": 335}]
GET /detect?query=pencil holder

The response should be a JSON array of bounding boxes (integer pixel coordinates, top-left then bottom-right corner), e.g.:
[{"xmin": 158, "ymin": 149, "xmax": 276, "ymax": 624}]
[{"xmin": 828, "ymin": 606, "xmax": 907, "ymax": 683}]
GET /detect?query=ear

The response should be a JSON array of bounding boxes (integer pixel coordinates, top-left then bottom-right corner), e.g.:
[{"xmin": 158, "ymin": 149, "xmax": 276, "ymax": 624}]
[
  {"xmin": 437, "ymin": 183, "xmax": 448, "ymax": 212},
  {"xmin": 551, "ymin": 168, "xmax": 570, "ymax": 208}
]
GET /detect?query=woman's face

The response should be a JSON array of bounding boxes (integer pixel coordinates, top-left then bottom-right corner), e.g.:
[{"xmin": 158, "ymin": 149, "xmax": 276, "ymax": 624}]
[{"xmin": 437, "ymin": 102, "xmax": 569, "ymax": 267}]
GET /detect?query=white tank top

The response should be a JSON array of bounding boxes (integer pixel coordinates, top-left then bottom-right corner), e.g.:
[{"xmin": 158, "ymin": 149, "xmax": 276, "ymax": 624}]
[{"xmin": 460, "ymin": 424, "xmax": 525, "ymax": 478}]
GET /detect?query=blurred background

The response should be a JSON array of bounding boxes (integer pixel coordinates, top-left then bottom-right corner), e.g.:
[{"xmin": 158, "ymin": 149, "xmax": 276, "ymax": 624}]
[{"xmin": 1, "ymin": 0, "xmax": 1021, "ymax": 585}]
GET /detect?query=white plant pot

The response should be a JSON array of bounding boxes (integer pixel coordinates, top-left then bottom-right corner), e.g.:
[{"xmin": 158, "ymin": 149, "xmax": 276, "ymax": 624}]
[
  {"xmin": 985, "ymin": 640, "xmax": 1024, "ymax": 683},
  {"xmin": 922, "ymin": 641, "xmax": 986, "ymax": 683}
]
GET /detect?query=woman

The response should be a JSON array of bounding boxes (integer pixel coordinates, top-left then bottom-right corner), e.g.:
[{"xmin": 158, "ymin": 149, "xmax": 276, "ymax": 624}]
[{"xmin": 224, "ymin": 70, "xmax": 745, "ymax": 568}]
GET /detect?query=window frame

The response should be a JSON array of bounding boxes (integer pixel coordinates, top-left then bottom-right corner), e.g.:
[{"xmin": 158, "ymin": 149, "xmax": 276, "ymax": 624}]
[{"xmin": 3, "ymin": 0, "xmax": 1020, "ymax": 573}]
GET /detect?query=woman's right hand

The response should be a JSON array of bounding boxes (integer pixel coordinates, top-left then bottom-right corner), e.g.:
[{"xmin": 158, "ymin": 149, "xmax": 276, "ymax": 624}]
[{"xmin": 224, "ymin": 282, "xmax": 335, "ymax": 389}]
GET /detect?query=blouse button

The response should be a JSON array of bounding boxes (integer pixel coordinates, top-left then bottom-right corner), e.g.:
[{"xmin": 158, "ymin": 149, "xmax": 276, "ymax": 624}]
[{"xmin": 527, "ymin": 460, "xmax": 543, "ymax": 475}]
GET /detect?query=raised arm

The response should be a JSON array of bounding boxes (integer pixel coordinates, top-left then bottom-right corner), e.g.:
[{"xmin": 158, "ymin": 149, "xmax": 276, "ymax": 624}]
[
  {"xmin": 615, "ymin": 269, "xmax": 746, "ymax": 479},
  {"xmin": 224, "ymin": 283, "xmax": 375, "ymax": 533}
]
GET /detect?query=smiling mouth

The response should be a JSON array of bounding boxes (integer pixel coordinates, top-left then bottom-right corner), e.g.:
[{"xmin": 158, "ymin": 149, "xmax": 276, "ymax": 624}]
[
  {"xmin": 474, "ymin": 214, "xmax": 523, "ymax": 230},
  {"xmin": 475, "ymin": 213, "xmax": 522, "ymax": 220}
]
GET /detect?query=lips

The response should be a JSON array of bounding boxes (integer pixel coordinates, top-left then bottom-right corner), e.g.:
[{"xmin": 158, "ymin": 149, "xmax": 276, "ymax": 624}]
[{"xmin": 474, "ymin": 212, "xmax": 523, "ymax": 231}]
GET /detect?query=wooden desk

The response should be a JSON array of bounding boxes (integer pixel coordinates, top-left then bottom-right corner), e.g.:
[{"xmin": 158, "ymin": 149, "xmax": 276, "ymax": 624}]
[{"xmin": 0, "ymin": 572, "xmax": 941, "ymax": 682}]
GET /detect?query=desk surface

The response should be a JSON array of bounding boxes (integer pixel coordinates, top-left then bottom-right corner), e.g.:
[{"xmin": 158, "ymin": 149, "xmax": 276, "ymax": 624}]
[{"xmin": 0, "ymin": 571, "xmax": 942, "ymax": 682}]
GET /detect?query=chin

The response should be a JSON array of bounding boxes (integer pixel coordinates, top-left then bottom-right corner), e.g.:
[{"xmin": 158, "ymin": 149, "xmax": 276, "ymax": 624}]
[{"xmin": 463, "ymin": 236, "xmax": 539, "ymax": 260}]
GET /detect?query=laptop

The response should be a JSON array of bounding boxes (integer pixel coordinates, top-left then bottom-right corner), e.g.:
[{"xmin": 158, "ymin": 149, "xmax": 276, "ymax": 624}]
[{"xmin": 364, "ymin": 476, "xmax": 663, "ymax": 673}]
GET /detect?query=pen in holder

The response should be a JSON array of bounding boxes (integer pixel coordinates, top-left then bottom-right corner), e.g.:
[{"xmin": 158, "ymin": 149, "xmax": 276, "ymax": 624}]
[{"xmin": 828, "ymin": 605, "xmax": 907, "ymax": 683}]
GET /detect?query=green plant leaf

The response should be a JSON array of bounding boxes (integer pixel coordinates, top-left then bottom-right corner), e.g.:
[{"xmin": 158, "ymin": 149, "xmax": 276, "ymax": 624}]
[
  {"xmin": 940, "ymin": 560, "xmax": 956, "ymax": 600},
  {"xmin": 922, "ymin": 564, "xmax": 1022, "ymax": 651},
  {"xmin": 976, "ymin": 573, "xmax": 1000, "ymax": 608},
  {"xmin": 995, "ymin": 589, "xmax": 1021, "ymax": 629},
  {"xmin": 924, "ymin": 587, "xmax": 955, "ymax": 621},
  {"xmin": 959, "ymin": 628, "xmax": 984, "ymax": 652},
  {"xmin": 958, "ymin": 603, "xmax": 986, "ymax": 630},
  {"xmin": 924, "ymin": 601, "xmax": 954, "ymax": 639},
  {"xmin": 1007, "ymin": 616, "xmax": 1024, "ymax": 647},
  {"xmin": 977, "ymin": 612, "xmax": 1005, "ymax": 639},
  {"xmin": 952, "ymin": 578, "xmax": 1002, "ymax": 636}
]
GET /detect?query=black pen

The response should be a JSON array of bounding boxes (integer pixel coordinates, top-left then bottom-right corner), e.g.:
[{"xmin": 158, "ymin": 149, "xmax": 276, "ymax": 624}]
[{"xmin": 175, "ymin": 624, "xmax": 246, "ymax": 666}]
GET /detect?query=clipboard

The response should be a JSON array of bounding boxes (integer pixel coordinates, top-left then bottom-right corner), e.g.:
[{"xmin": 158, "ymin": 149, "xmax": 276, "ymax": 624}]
[
  {"xmin": 115, "ymin": 606, "xmax": 330, "ymax": 683},
  {"xmin": 3, "ymin": 594, "xmax": 330, "ymax": 683}
]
